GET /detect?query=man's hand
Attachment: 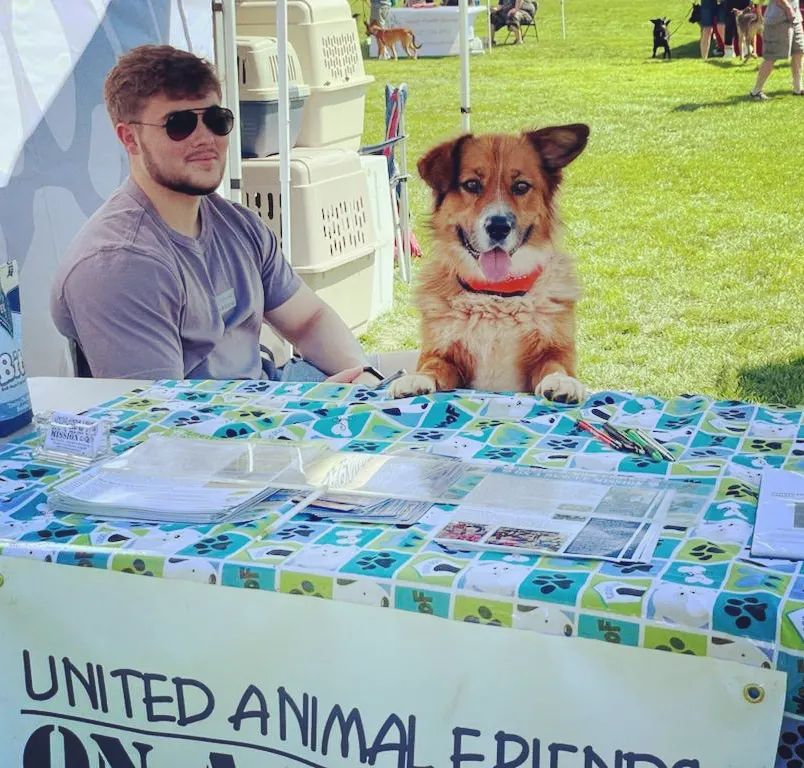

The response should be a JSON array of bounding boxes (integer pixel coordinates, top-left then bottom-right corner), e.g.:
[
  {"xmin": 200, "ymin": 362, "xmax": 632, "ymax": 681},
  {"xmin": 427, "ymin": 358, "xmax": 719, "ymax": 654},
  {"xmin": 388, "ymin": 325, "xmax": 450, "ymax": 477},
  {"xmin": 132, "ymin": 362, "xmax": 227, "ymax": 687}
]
[{"xmin": 325, "ymin": 367, "xmax": 381, "ymax": 387}]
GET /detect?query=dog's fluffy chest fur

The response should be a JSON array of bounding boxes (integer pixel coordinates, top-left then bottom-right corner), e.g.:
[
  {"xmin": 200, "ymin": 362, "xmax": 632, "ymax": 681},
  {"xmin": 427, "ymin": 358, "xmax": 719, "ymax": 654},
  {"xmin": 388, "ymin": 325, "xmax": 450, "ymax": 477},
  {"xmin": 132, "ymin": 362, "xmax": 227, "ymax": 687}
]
[{"xmin": 430, "ymin": 290, "xmax": 569, "ymax": 391}]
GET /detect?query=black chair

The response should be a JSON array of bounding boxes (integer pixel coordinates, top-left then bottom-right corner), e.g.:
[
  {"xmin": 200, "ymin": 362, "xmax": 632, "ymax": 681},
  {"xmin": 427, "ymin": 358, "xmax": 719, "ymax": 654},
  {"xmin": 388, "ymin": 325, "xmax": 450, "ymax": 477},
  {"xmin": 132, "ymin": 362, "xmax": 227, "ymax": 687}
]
[{"xmin": 69, "ymin": 340, "xmax": 93, "ymax": 378}]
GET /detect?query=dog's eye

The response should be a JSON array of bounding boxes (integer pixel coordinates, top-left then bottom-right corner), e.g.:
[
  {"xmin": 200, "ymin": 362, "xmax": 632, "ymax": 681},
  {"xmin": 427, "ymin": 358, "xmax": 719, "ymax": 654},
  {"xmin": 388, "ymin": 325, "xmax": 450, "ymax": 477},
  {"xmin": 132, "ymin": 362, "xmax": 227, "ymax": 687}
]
[
  {"xmin": 512, "ymin": 181, "xmax": 532, "ymax": 196},
  {"xmin": 460, "ymin": 179, "xmax": 482, "ymax": 195}
]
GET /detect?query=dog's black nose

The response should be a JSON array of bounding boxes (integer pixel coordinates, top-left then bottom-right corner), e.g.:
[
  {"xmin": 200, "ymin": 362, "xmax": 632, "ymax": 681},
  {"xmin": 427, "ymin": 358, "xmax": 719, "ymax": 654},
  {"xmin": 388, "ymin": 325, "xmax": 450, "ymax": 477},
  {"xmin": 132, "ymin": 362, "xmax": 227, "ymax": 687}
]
[{"xmin": 485, "ymin": 215, "xmax": 512, "ymax": 243}]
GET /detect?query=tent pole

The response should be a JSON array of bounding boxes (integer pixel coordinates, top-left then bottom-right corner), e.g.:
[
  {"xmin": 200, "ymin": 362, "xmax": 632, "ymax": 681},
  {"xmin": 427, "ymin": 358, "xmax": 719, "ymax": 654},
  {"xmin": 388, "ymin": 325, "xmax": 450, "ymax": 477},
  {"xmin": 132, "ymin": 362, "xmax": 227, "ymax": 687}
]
[
  {"xmin": 221, "ymin": 0, "xmax": 242, "ymax": 204},
  {"xmin": 459, "ymin": 0, "xmax": 470, "ymax": 132},
  {"xmin": 277, "ymin": 0, "xmax": 292, "ymax": 267}
]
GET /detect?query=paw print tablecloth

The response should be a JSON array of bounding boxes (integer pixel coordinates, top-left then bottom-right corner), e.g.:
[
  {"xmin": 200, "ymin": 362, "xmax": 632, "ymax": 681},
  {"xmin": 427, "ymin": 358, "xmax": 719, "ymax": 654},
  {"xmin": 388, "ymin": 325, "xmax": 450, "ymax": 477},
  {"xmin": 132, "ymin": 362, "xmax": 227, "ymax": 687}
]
[{"xmin": 1, "ymin": 379, "xmax": 803, "ymax": 765}]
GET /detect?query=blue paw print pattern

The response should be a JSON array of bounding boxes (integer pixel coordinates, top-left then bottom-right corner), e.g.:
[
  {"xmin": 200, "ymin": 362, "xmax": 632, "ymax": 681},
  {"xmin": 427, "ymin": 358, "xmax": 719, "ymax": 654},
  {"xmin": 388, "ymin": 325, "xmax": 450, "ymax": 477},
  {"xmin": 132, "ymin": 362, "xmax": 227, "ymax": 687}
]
[
  {"xmin": 777, "ymin": 652, "xmax": 804, "ymax": 719},
  {"xmin": 713, "ymin": 591, "xmax": 780, "ymax": 642},
  {"xmin": 662, "ymin": 561, "xmax": 729, "ymax": 589},
  {"xmin": 111, "ymin": 420, "xmax": 157, "ymax": 439},
  {"xmin": 176, "ymin": 390, "xmax": 214, "ymax": 403},
  {"xmin": 181, "ymin": 532, "xmax": 252, "ymax": 559},
  {"xmin": 343, "ymin": 439, "xmax": 390, "ymax": 453},
  {"xmin": 519, "ymin": 569, "xmax": 590, "ymax": 603},
  {"xmin": 270, "ymin": 522, "xmax": 329, "ymax": 543},
  {"xmin": 599, "ymin": 560, "xmax": 663, "ymax": 579},
  {"xmin": 578, "ymin": 615, "xmax": 640, "ymax": 646},
  {"xmin": 341, "ymin": 549, "xmax": 411, "ymax": 578},
  {"xmin": 473, "ymin": 445, "xmax": 525, "ymax": 463},
  {"xmin": 55, "ymin": 549, "xmax": 112, "ymax": 569},
  {"xmin": 777, "ymin": 717, "xmax": 804, "ymax": 768},
  {"xmin": 395, "ymin": 586, "xmax": 451, "ymax": 618},
  {"xmin": 400, "ymin": 429, "xmax": 448, "ymax": 443},
  {"xmin": 221, "ymin": 562, "xmax": 276, "ymax": 591},
  {"xmin": 212, "ymin": 422, "xmax": 256, "ymax": 439},
  {"xmin": 21, "ymin": 522, "xmax": 91, "ymax": 543}
]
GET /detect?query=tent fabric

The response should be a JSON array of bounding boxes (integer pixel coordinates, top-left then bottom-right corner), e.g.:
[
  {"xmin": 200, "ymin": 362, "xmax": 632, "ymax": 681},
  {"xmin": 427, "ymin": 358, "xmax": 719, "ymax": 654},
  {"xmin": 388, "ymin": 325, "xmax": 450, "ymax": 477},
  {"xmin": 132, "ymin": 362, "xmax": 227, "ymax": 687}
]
[{"xmin": 0, "ymin": 0, "xmax": 212, "ymax": 376}]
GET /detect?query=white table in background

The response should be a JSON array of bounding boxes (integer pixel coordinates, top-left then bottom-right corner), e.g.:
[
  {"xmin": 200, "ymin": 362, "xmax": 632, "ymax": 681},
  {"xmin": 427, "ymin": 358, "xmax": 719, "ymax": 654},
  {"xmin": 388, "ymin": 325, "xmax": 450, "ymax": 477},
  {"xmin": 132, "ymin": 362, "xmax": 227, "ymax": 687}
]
[{"xmin": 369, "ymin": 5, "xmax": 487, "ymax": 58}]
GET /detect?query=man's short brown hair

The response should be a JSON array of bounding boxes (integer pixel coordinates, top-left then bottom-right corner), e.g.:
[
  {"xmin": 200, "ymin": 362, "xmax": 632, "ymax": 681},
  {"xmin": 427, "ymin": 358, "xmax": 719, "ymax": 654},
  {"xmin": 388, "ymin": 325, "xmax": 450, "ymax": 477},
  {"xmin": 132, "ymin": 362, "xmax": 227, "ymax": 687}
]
[{"xmin": 104, "ymin": 45, "xmax": 222, "ymax": 124}]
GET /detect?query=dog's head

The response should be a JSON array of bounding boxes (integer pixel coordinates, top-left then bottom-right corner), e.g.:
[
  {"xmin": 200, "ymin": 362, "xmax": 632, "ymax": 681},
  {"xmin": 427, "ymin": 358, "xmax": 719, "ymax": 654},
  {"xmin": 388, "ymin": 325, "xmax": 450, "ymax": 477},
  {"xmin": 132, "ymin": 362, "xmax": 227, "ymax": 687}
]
[
  {"xmin": 417, "ymin": 125, "xmax": 588, "ymax": 286},
  {"xmin": 651, "ymin": 18, "xmax": 670, "ymax": 37}
]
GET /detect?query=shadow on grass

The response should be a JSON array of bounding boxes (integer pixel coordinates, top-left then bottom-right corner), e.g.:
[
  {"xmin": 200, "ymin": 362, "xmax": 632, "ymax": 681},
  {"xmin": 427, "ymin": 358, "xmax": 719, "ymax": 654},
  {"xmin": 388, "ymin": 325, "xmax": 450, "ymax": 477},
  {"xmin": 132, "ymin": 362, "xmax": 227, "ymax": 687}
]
[
  {"xmin": 736, "ymin": 356, "xmax": 804, "ymax": 406},
  {"xmin": 674, "ymin": 87, "xmax": 795, "ymax": 110}
]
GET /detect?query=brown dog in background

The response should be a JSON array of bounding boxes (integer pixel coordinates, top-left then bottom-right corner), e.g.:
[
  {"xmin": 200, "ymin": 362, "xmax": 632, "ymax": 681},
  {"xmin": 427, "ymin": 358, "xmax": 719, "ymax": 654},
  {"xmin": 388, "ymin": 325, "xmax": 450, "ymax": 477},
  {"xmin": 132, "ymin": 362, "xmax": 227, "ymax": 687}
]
[
  {"xmin": 365, "ymin": 20, "xmax": 422, "ymax": 59},
  {"xmin": 389, "ymin": 124, "xmax": 590, "ymax": 403},
  {"xmin": 733, "ymin": 6, "xmax": 764, "ymax": 59}
]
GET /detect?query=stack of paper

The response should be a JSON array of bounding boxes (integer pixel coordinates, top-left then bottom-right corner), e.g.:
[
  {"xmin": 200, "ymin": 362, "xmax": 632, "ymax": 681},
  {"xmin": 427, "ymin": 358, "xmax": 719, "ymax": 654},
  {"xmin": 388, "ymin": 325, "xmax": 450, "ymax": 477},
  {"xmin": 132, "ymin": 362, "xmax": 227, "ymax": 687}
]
[
  {"xmin": 751, "ymin": 467, "xmax": 804, "ymax": 560},
  {"xmin": 300, "ymin": 491, "xmax": 431, "ymax": 525},
  {"xmin": 48, "ymin": 435, "xmax": 322, "ymax": 524},
  {"xmin": 431, "ymin": 465, "xmax": 703, "ymax": 562}
]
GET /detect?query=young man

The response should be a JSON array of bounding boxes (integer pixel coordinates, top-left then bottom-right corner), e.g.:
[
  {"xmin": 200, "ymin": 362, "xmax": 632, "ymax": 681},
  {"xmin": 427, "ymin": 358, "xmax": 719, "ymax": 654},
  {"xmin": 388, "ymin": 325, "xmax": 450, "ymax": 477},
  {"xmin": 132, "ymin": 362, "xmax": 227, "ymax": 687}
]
[
  {"xmin": 50, "ymin": 45, "xmax": 375, "ymax": 383},
  {"xmin": 749, "ymin": 0, "xmax": 803, "ymax": 99}
]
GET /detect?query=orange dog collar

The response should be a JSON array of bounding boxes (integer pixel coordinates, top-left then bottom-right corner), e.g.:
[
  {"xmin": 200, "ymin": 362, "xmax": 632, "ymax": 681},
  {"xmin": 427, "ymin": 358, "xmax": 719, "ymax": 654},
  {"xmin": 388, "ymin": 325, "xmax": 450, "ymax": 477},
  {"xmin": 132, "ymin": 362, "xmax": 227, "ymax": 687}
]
[{"xmin": 458, "ymin": 266, "xmax": 543, "ymax": 297}]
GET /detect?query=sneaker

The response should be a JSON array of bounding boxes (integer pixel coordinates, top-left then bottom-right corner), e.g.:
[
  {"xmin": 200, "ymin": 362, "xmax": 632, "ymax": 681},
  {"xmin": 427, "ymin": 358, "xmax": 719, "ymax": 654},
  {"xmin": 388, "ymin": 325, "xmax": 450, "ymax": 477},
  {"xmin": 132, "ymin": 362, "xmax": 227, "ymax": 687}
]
[
  {"xmin": 794, "ymin": 90, "xmax": 804, "ymax": 96},
  {"xmin": 724, "ymin": 46, "xmax": 735, "ymax": 58},
  {"xmin": 712, "ymin": 47, "xmax": 725, "ymax": 57},
  {"xmin": 749, "ymin": 90, "xmax": 769, "ymax": 100}
]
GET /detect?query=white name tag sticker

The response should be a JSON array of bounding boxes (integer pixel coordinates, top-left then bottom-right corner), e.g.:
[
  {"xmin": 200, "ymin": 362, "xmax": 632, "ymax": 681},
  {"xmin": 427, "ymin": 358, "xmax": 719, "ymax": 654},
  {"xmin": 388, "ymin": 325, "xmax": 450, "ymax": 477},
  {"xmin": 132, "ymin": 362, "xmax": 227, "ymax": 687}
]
[
  {"xmin": 42, "ymin": 412, "xmax": 107, "ymax": 459},
  {"xmin": 215, "ymin": 288, "xmax": 236, "ymax": 316}
]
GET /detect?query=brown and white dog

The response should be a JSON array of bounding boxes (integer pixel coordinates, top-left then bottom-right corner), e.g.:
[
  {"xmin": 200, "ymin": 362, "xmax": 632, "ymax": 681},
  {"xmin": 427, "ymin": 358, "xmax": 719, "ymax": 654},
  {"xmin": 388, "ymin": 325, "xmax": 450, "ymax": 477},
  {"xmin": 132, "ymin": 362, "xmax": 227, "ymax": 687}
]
[
  {"xmin": 365, "ymin": 20, "xmax": 422, "ymax": 60},
  {"xmin": 389, "ymin": 124, "xmax": 589, "ymax": 402},
  {"xmin": 733, "ymin": 5, "xmax": 764, "ymax": 60}
]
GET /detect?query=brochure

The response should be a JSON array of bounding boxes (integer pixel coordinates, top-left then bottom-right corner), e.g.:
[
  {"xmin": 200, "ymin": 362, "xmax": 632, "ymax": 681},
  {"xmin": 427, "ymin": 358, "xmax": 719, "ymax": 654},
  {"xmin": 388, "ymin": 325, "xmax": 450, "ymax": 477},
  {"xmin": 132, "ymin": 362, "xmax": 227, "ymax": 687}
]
[{"xmin": 750, "ymin": 467, "xmax": 804, "ymax": 560}]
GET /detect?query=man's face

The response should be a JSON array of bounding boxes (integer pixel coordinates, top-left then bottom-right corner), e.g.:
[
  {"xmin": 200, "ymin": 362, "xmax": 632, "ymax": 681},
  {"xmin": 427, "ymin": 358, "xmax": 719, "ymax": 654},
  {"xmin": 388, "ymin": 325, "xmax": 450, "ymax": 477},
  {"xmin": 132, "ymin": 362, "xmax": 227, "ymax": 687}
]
[{"xmin": 127, "ymin": 91, "xmax": 228, "ymax": 196}]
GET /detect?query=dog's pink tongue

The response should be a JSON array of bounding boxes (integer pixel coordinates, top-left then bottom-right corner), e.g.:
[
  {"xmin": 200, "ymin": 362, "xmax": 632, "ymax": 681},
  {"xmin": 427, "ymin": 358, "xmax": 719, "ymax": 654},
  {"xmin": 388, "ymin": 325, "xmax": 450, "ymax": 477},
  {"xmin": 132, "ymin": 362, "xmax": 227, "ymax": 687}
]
[{"xmin": 478, "ymin": 248, "xmax": 511, "ymax": 281}]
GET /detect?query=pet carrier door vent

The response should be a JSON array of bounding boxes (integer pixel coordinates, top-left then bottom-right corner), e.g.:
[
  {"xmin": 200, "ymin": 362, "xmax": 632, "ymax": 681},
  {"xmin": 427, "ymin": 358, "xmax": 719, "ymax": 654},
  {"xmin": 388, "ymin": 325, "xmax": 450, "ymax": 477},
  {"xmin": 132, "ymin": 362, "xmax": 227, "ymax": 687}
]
[{"xmin": 321, "ymin": 32, "xmax": 361, "ymax": 85}]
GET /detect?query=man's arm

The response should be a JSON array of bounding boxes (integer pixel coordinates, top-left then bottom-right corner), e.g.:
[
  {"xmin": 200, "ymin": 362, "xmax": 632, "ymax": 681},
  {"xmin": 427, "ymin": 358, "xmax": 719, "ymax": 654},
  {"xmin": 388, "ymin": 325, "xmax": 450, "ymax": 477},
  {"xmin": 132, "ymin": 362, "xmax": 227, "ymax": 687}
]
[{"xmin": 264, "ymin": 282, "xmax": 368, "ymax": 376}]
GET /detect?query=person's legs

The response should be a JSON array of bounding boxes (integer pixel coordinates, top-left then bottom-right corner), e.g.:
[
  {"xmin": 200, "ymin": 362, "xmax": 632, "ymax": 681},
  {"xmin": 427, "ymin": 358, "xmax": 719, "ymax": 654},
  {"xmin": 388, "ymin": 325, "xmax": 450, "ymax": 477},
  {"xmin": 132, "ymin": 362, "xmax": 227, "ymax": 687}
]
[
  {"xmin": 792, "ymin": 21, "xmax": 804, "ymax": 93},
  {"xmin": 792, "ymin": 51, "xmax": 803, "ymax": 93},
  {"xmin": 751, "ymin": 58, "xmax": 775, "ymax": 96},
  {"xmin": 700, "ymin": 26, "xmax": 714, "ymax": 58},
  {"xmin": 700, "ymin": 0, "xmax": 716, "ymax": 58}
]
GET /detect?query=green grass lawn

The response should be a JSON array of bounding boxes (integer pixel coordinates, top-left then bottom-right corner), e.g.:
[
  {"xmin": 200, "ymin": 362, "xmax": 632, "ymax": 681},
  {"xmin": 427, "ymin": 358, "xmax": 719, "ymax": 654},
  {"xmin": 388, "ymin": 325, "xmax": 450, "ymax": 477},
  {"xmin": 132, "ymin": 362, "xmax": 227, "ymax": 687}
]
[{"xmin": 354, "ymin": 0, "xmax": 803, "ymax": 405}]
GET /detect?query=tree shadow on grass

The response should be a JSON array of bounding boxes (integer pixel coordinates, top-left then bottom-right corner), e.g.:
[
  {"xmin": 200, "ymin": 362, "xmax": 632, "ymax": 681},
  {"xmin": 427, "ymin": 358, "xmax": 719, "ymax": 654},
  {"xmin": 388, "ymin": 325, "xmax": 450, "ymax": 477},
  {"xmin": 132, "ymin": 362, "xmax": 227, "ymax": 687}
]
[{"xmin": 736, "ymin": 356, "xmax": 804, "ymax": 407}]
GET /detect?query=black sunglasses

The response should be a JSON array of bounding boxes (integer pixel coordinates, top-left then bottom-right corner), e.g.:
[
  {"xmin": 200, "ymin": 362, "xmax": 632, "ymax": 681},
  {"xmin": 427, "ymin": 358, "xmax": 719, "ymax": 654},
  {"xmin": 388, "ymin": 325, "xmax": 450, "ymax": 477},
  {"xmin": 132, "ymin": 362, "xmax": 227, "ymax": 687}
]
[{"xmin": 130, "ymin": 106, "xmax": 234, "ymax": 142}]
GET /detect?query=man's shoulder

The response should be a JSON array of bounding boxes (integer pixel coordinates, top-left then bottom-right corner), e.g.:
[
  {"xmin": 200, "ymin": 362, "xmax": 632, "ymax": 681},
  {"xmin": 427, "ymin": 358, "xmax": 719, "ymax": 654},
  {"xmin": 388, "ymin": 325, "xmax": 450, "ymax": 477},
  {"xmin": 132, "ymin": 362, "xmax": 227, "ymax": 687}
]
[
  {"xmin": 202, "ymin": 193, "xmax": 277, "ymax": 253},
  {"xmin": 66, "ymin": 184, "xmax": 163, "ymax": 260}
]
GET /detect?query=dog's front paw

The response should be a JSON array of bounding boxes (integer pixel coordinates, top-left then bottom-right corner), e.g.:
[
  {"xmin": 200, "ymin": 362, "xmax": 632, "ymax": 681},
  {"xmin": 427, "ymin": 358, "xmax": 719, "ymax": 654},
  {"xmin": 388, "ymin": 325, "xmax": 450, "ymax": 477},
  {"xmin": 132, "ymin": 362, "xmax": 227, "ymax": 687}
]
[
  {"xmin": 388, "ymin": 373, "xmax": 437, "ymax": 399},
  {"xmin": 535, "ymin": 373, "xmax": 587, "ymax": 404}
]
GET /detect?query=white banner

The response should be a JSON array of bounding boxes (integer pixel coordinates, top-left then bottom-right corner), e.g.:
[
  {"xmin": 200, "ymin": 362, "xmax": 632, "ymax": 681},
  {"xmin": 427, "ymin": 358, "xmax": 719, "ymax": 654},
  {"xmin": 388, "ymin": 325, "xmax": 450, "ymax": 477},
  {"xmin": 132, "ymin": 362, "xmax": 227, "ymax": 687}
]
[{"xmin": 0, "ymin": 556, "xmax": 786, "ymax": 768}]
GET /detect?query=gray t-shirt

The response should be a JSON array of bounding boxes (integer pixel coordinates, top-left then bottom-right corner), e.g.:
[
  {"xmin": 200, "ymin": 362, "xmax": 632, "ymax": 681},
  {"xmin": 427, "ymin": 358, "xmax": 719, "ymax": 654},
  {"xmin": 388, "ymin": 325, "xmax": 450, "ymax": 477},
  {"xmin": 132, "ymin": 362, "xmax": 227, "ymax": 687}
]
[{"xmin": 50, "ymin": 179, "xmax": 301, "ymax": 379}]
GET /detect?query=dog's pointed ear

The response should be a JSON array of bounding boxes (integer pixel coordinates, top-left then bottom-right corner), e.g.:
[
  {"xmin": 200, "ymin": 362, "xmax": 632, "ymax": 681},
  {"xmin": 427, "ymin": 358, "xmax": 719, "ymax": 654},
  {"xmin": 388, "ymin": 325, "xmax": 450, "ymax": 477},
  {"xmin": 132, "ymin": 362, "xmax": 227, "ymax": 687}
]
[
  {"xmin": 526, "ymin": 124, "xmax": 589, "ymax": 174},
  {"xmin": 417, "ymin": 134, "xmax": 472, "ymax": 206}
]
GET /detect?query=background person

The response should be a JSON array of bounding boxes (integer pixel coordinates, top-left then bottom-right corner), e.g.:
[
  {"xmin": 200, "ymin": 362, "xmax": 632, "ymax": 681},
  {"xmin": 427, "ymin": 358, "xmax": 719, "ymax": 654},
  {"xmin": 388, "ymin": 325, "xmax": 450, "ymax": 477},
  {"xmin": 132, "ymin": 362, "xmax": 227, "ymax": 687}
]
[
  {"xmin": 370, "ymin": 0, "xmax": 392, "ymax": 27},
  {"xmin": 50, "ymin": 45, "xmax": 375, "ymax": 383},
  {"xmin": 749, "ymin": 0, "xmax": 803, "ymax": 98},
  {"xmin": 490, "ymin": 0, "xmax": 537, "ymax": 45},
  {"xmin": 699, "ymin": 0, "xmax": 727, "ymax": 58}
]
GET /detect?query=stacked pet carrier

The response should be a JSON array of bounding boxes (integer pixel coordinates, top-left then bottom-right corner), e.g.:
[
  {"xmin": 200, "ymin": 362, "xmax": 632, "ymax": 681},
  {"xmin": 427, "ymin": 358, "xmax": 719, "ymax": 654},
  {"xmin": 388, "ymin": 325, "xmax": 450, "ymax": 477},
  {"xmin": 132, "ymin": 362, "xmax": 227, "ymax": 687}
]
[{"xmin": 236, "ymin": 0, "xmax": 383, "ymax": 334}]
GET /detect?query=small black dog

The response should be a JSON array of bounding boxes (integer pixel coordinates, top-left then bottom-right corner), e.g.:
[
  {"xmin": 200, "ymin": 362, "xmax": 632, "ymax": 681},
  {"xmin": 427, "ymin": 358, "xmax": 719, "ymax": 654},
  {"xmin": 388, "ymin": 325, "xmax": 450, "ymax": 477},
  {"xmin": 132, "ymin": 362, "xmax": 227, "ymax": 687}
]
[{"xmin": 651, "ymin": 17, "xmax": 672, "ymax": 59}]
